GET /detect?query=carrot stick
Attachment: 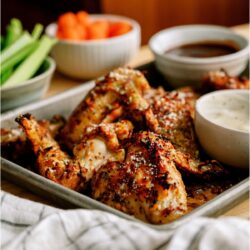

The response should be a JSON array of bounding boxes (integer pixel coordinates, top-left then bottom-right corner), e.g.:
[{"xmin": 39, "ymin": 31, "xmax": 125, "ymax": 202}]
[
  {"xmin": 76, "ymin": 11, "xmax": 89, "ymax": 27},
  {"xmin": 58, "ymin": 12, "xmax": 78, "ymax": 29},
  {"xmin": 109, "ymin": 21, "xmax": 131, "ymax": 37},
  {"xmin": 87, "ymin": 21, "xmax": 109, "ymax": 40}
]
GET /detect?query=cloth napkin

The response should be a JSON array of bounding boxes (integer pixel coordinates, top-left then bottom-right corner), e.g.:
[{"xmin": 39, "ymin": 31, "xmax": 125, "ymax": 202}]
[{"xmin": 1, "ymin": 191, "xmax": 249, "ymax": 250}]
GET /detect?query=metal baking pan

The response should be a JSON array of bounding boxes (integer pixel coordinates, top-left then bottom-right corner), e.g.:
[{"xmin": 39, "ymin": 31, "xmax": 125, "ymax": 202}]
[{"xmin": 1, "ymin": 63, "xmax": 249, "ymax": 230}]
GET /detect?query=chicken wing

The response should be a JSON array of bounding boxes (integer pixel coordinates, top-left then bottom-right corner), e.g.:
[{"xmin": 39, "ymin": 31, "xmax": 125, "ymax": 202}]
[
  {"xmin": 61, "ymin": 68, "xmax": 151, "ymax": 150},
  {"xmin": 202, "ymin": 69, "xmax": 250, "ymax": 92},
  {"xmin": 1, "ymin": 115, "xmax": 66, "ymax": 164},
  {"xmin": 73, "ymin": 120, "xmax": 133, "ymax": 181},
  {"xmin": 15, "ymin": 114, "xmax": 85, "ymax": 191},
  {"xmin": 92, "ymin": 131, "xmax": 187, "ymax": 224},
  {"xmin": 16, "ymin": 114, "xmax": 133, "ymax": 190},
  {"xmin": 146, "ymin": 90, "xmax": 225, "ymax": 178}
]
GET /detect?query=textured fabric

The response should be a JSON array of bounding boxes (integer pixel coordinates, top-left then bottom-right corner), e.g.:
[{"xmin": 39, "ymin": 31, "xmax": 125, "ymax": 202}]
[{"xmin": 1, "ymin": 191, "xmax": 249, "ymax": 250}]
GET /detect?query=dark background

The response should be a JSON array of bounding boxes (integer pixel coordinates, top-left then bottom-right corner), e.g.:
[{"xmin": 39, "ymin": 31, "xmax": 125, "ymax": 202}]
[
  {"xmin": 1, "ymin": 0, "xmax": 101, "ymax": 31},
  {"xmin": 2, "ymin": 0, "xmax": 249, "ymax": 44}
]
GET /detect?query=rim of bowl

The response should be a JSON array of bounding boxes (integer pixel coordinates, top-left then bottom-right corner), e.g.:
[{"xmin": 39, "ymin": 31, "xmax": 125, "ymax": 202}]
[
  {"xmin": 149, "ymin": 24, "xmax": 249, "ymax": 64},
  {"xmin": 1, "ymin": 57, "xmax": 56, "ymax": 92},
  {"xmin": 45, "ymin": 14, "xmax": 141, "ymax": 46},
  {"xmin": 196, "ymin": 89, "xmax": 250, "ymax": 134}
]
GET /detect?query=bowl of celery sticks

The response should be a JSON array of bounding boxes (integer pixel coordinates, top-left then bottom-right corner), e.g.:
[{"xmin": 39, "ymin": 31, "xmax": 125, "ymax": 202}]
[{"xmin": 1, "ymin": 19, "xmax": 57, "ymax": 112}]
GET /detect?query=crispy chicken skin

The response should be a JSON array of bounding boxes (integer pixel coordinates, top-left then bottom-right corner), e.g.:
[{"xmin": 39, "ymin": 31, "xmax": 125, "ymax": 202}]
[
  {"xmin": 1, "ymin": 115, "xmax": 66, "ymax": 163},
  {"xmin": 92, "ymin": 131, "xmax": 187, "ymax": 224},
  {"xmin": 16, "ymin": 114, "xmax": 133, "ymax": 191},
  {"xmin": 202, "ymin": 69, "xmax": 250, "ymax": 92},
  {"xmin": 61, "ymin": 68, "xmax": 151, "ymax": 150},
  {"xmin": 146, "ymin": 90, "xmax": 225, "ymax": 177},
  {"xmin": 16, "ymin": 114, "xmax": 85, "ymax": 191},
  {"xmin": 73, "ymin": 120, "xmax": 133, "ymax": 181},
  {"xmin": 1, "ymin": 115, "xmax": 66, "ymax": 146},
  {"xmin": 175, "ymin": 87, "xmax": 201, "ymax": 118}
]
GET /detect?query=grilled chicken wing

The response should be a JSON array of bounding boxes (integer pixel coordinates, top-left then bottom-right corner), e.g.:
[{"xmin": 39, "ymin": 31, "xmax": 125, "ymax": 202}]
[
  {"xmin": 175, "ymin": 87, "xmax": 201, "ymax": 118},
  {"xmin": 92, "ymin": 131, "xmax": 187, "ymax": 224},
  {"xmin": 61, "ymin": 68, "xmax": 151, "ymax": 150},
  {"xmin": 16, "ymin": 114, "xmax": 133, "ymax": 190},
  {"xmin": 1, "ymin": 115, "xmax": 66, "ymax": 164},
  {"xmin": 73, "ymin": 120, "xmax": 133, "ymax": 181},
  {"xmin": 146, "ymin": 90, "xmax": 225, "ymax": 177},
  {"xmin": 16, "ymin": 114, "xmax": 85, "ymax": 191},
  {"xmin": 202, "ymin": 69, "xmax": 250, "ymax": 92}
]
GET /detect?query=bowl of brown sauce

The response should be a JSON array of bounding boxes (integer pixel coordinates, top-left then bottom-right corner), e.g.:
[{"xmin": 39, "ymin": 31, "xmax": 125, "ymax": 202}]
[{"xmin": 149, "ymin": 25, "xmax": 249, "ymax": 87}]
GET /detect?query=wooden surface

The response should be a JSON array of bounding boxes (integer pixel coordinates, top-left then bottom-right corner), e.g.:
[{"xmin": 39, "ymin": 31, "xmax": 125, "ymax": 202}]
[{"xmin": 1, "ymin": 24, "xmax": 249, "ymax": 219}]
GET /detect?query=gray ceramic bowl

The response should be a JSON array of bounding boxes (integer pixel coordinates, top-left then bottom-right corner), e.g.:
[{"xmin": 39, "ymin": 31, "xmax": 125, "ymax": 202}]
[
  {"xmin": 1, "ymin": 57, "xmax": 56, "ymax": 112},
  {"xmin": 195, "ymin": 89, "xmax": 249, "ymax": 169},
  {"xmin": 149, "ymin": 25, "xmax": 249, "ymax": 87}
]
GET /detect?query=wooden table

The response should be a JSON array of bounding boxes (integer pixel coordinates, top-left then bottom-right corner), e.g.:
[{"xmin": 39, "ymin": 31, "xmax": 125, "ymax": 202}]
[{"xmin": 2, "ymin": 24, "xmax": 249, "ymax": 219}]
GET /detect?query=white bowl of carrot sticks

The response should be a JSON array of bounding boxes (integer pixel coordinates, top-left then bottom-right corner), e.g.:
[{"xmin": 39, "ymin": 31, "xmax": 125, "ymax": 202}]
[
  {"xmin": 1, "ymin": 19, "xmax": 57, "ymax": 111},
  {"xmin": 45, "ymin": 11, "xmax": 141, "ymax": 80}
]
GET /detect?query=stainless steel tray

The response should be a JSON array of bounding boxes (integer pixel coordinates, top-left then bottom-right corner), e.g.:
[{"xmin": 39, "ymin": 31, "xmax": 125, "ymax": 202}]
[{"xmin": 1, "ymin": 70, "xmax": 249, "ymax": 230}]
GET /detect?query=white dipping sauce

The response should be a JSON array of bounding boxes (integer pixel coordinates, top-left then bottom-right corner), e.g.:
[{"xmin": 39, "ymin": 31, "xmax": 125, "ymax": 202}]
[{"xmin": 202, "ymin": 91, "xmax": 249, "ymax": 132}]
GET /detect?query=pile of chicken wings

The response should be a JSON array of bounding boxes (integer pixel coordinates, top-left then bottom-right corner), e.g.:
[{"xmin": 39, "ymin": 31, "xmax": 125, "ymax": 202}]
[{"xmin": 2, "ymin": 68, "xmax": 249, "ymax": 224}]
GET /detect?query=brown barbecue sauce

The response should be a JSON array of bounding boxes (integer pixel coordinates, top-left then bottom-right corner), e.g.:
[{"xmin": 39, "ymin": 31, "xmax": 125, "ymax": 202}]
[{"xmin": 165, "ymin": 40, "xmax": 239, "ymax": 58}]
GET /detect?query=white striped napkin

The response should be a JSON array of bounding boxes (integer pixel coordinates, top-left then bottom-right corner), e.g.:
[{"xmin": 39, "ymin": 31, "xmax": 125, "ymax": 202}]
[{"xmin": 1, "ymin": 191, "xmax": 249, "ymax": 250}]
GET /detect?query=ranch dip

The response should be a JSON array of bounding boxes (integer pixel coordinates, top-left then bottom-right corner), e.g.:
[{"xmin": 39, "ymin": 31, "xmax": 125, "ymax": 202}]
[{"xmin": 202, "ymin": 91, "xmax": 249, "ymax": 132}]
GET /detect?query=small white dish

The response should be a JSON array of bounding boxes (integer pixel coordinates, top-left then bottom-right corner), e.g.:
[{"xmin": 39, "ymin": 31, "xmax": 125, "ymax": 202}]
[
  {"xmin": 1, "ymin": 57, "xmax": 55, "ymax": 112},
  {"xmin": 149, "ymin": 25, "xmax": 249, "ymax": 87},
  {"xmin": 195, "ymin": 89, "xmax": 249, "ymax": 169},
  {"xmin": 45, "ymin": 14, "xmax": 141, "ymax": 80}
]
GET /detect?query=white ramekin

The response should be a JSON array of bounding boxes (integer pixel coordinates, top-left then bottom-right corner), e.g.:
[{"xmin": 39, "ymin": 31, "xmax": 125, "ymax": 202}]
[{"xmin": 149, "ymin": 25, "xmax": 249, "ymax": 87}]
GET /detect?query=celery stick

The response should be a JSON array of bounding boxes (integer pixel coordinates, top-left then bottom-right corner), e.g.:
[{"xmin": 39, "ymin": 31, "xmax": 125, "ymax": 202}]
[
  {"xmin": 11, "ymin": 18, "xmax": 22, "ymax": 29},
  {"xmin": 32, "ymin": 23, "xmax": 44, "ymax": 40},
  {"xmin": 0, "ymin": 36, "xmax": 4, "ymax": 51},
  {"xmin": 3, "ymin": 36, "xmax": 57, "ymax": 88},
  {"xmin": 1, "ymin": 68, "xmax": 12, "ymax": 84},
  {"xmin": 1, "ymin": 32, "xmax": 33, "ymax": 64},
  {"xmin": 1, "ymin": 19, "xmax": 23, "ymax": 81},
  {"xmin": 4, "ymin": 18, "xmax": 23, "ymax": 48},
  {"xmin": 1, "ymin": 41, "xmax": 38, "ymax": 74}
]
